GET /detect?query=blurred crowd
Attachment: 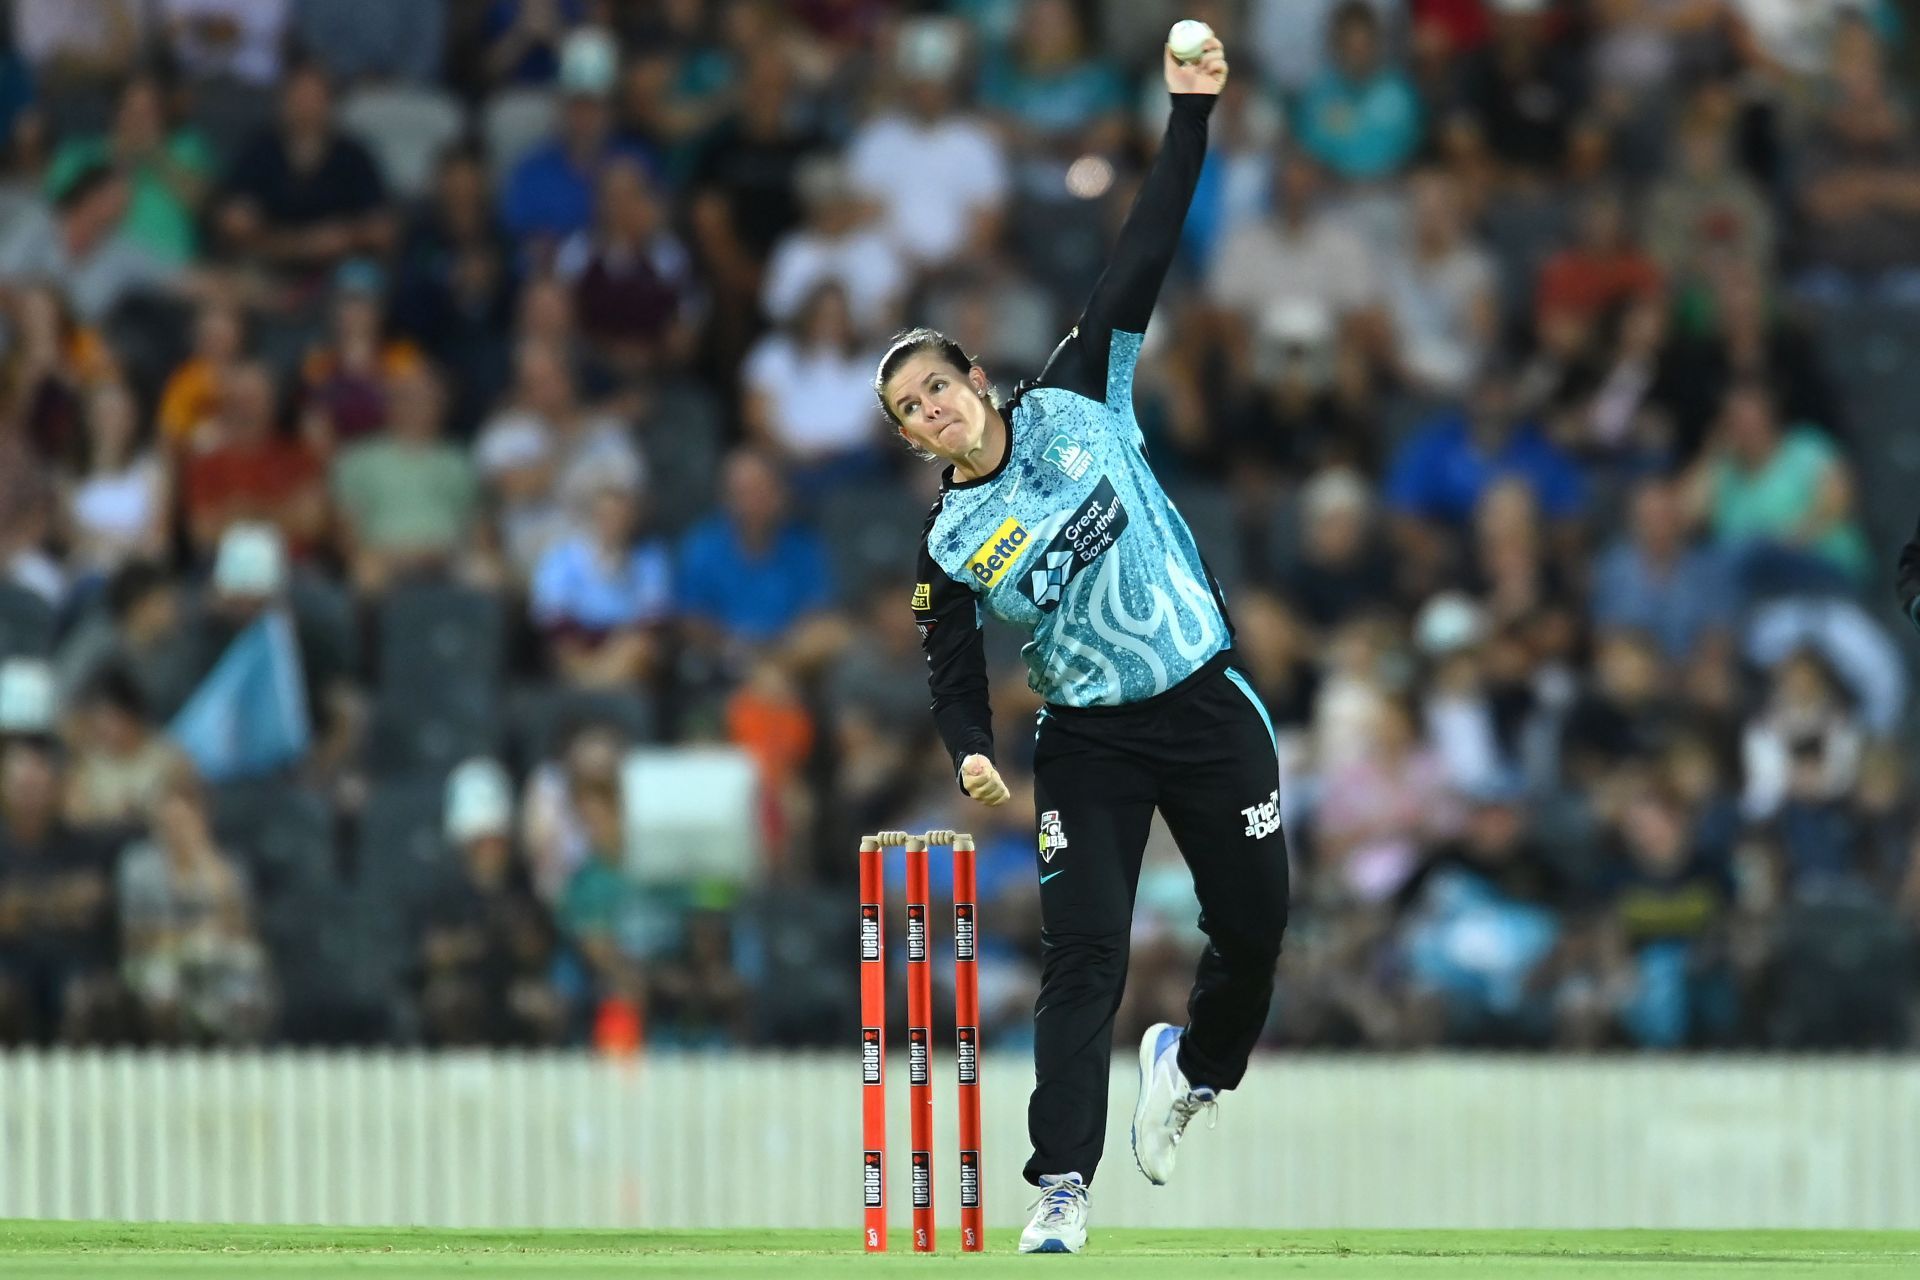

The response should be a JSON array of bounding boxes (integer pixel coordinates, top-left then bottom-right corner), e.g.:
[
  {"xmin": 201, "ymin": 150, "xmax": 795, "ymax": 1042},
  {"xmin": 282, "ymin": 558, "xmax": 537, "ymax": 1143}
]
[{"xmin": 0, "ymin": 0, "xmax": 1917, "ymax": 1055}]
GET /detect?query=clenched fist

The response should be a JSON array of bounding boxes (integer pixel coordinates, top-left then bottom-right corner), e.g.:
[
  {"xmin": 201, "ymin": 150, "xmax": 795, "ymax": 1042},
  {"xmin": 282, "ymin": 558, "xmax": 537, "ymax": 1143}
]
[{"xmin": 961, "ymin": 754, "xmax": 1009, "ymax": 807}]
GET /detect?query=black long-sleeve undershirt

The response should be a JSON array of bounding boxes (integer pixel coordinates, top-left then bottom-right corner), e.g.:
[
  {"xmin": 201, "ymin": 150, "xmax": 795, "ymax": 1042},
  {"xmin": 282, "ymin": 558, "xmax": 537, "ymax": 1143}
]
[{"xmin": 912, "ymin": 92, "xmax": 1215, "ymax": 780}]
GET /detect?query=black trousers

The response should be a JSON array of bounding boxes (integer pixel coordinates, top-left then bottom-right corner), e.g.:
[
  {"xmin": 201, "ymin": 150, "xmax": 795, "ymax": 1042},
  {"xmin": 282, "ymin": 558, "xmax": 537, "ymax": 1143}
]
[{"xmin": 1022, "ymin": 651, "xmax": 1291, "ymax": 1186}]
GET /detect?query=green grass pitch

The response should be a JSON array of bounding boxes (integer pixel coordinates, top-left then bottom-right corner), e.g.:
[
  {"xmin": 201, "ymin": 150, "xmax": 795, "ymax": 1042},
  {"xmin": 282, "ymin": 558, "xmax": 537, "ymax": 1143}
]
[{"xmin": 3, "ymin": 1223, "xmax": 1918, "ymax": 1277}]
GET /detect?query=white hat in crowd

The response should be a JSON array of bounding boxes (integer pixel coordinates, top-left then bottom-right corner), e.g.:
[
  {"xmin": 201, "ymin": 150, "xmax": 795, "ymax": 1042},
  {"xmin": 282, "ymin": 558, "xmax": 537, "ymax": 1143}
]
[
  {"xmin": 0, "ymin": 658, "xmax": 55, "ymax": 735},
  {"xmin": 1414, "ymin": 592, "xmax": 1488, "ymax": 657},
  {"xmin": 213, "ymin": 523, "xmax": 288, "ymax": 598},
  {"xmin": 445, "ymin": 758, "xmax": 514, "ymax": 843},
  {"xmin": 559, "ymin": 27, "xmax": 619, "ymax": 98}
]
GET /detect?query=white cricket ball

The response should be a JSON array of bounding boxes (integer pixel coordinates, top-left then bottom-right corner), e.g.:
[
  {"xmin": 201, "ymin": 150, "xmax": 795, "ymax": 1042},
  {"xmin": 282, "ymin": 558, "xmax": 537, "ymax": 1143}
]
[{"xmin": 1167, "ymin": 19, "xmax": 1214, "ymax": 64}]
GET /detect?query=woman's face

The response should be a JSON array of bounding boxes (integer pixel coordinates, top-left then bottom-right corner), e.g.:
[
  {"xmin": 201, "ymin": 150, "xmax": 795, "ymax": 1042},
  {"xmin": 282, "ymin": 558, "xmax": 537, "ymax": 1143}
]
[{"xmin": 884, "ymin": 351, "xmax": 993, "ymax": 464}]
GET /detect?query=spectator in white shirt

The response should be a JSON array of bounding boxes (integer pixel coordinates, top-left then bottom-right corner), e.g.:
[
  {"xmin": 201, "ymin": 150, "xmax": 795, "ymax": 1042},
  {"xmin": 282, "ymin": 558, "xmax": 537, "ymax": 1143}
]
[
  {"xmin": 158, "ymin": 0, "xmax": 291, "ymax": 87},
  {"xmin": 846, "ymin": 17, "xmax": 1009, "ymax": 269},
  {"xmin": 742, "ymin": 282, "xmax": 886, "ymax": 486},
  {"xmin": 762, "ymin": 156, "xmax": 905, "ymax": 341},
  {"xmin": 1206, "ymin": 155, "xmax": 1385, "ymax": 335}
]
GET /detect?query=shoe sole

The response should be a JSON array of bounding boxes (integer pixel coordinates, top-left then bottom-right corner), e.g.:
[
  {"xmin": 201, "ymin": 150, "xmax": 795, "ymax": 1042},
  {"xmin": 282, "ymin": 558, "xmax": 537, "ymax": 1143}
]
[{"xmin": 1130, "ymin": 1023, "xmax": 1171, "ymax": 1186}]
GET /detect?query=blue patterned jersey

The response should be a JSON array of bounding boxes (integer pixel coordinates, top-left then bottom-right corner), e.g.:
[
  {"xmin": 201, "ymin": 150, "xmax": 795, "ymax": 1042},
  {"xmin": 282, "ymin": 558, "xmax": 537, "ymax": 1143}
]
[{"xmin": 911, "ymin": 94, "xmax": 1231, "ymax": 771}]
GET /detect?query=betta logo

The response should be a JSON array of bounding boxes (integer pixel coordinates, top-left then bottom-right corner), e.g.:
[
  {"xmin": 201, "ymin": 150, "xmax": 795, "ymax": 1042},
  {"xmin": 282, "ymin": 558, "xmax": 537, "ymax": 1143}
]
[
  {"xmin": 864, "ymin": 1151, "xmax": 884, "ymax": 1208},
  {"xmin": 966, "ymin": 517, "xmax": 1031, "ymax": 588},
  {"xmin": 957, "ymin": 1027, "xmax": 978, "ymax": 1086},
  {"xmin": 862, "ymin": 1027, "xmax": 882, "ymax": 1085},
  {"xmin": 859, "ymin": 904, "xmax": 880, "ymax": 962}
]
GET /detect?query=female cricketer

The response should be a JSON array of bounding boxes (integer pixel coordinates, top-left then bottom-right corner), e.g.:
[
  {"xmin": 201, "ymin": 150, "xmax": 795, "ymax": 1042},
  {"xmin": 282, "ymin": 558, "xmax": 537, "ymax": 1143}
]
[{"xmin": 876, "ymin": 32, "xmax": 1288, "ymax": 1254}]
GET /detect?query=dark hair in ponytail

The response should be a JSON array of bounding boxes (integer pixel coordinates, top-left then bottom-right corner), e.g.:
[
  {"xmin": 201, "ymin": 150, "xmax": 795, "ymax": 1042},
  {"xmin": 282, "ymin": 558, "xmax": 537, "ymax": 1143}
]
[{"xmin": 873, "ymin": 327, "xmax": 988, "ymax": 427}]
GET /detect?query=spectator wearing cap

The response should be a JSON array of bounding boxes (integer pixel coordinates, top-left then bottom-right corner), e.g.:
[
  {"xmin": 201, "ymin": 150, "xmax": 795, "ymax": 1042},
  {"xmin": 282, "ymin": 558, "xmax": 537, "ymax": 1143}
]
[
  {"xmin": 1295, "ymin": 1, "xmax": 1424, "ymax": 182},
  {"xmin": 1414, "ymin": 592, "xmax": 1519, "ymax": 793},
  {"xmin": 0, "ymin": 738, "xmax": 124, "ymax": 1043},
  {"xmin": 63, "ymin": 378, "xmax": 169, "ymax": 583},
  {"xmin": 182, "ymin": 362, "xmax": 326, "ymax": 560},
  {"xmin": 473, "ymin": 409, "xmax": 567, "ymax": 586},
  {"xmin": 741, "ymin": 282, "xmax": 887, "ymax": 487},
  {"xmin": 157, "ymin": 300, "xmax": 247, "ymax": 452},
  {"xmin": 530, "ymin": 471, "xmax": 673, "ymax": 689},
  {"xmin": 1281, "ymin": 468, "xmax": 1396, "ymax": 633},
  {"xmin": 1591, "ymin": 477, "xmax": 1736, "ymax": 666},
  {"xmin": 418, "ymin": 758, "xmax": 567, "ymax": 1047},
  {"xmin": 44, "ymin": 73, "xmax": 212, "ymax": 267},
  {"xmin": 175, "ymin": 523, "xmax": 356, "ymax": 786},
  {"xmin": 846, "ymin": 18, "xmax": 1009, "ymax": 270},
  {"xmin": 676, "ymin": 449, "xmax": 841, "ymax": 656},
  {"xmin": 502, "ymin": 27, "xmax": 656, "ymax": 255},
  {"xmin": 64, "ymin": 665, "xmax": 189, "ymax": 833},
  {"xmin": 330, "ymin": 365, "xmax": 479, "ymax": 595},
  {"xmin": 215, "ymin": 62, "xmax": 393, "ymax": 282},
  {"xmin": 297, "ymin": 259, "xmax": 426, "ymax": 451},
  {"xmin": 0, "ymin": 162, "xmax": 183, "ymax": 324},
  {"xmin": 553, "ymin": 155, "xmax": 699, "ymax": 376},
  {"xmin": 762, "ymin": 155, "xmax": 906, "ymax": 340},
  {"xmin": 116, "ymin": 768, "xmax": 270, "ymax": 1043},
  {"xmin": 157, "ymin": 0, "xmax": 291, "ymax": 87}
]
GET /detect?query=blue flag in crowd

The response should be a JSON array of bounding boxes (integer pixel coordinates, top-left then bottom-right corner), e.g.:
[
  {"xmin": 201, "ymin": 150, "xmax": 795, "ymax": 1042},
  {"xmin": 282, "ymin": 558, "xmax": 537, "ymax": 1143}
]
[{"xmin": 168, "ymin": 612, "xmax": 311, "ymax": 782}]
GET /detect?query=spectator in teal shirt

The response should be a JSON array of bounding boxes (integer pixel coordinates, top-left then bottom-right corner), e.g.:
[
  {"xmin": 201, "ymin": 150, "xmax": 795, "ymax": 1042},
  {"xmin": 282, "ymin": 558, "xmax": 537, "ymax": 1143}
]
[
  {"xmin": 46, "ymin": 75, "xmax": 210, "ymax": 265},
  {"xmin": 1295, "ymin": 1, "xmax": 1422, "ymax": 182}
]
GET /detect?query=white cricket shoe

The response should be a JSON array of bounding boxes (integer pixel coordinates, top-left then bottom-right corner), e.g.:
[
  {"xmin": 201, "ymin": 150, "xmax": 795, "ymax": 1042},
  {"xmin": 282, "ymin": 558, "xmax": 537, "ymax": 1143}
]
[
  {"xmin": 1018, "ymin": 1173, "xmax": 1089, "ymax": 1254},
  {"xmin": 1131, "ymin": 1022, "xmax": 1217, "ymax": 1186}
]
